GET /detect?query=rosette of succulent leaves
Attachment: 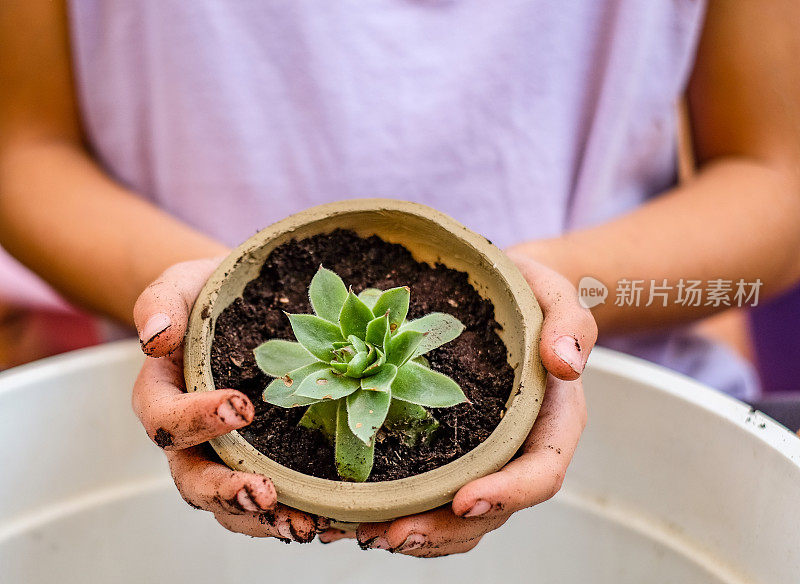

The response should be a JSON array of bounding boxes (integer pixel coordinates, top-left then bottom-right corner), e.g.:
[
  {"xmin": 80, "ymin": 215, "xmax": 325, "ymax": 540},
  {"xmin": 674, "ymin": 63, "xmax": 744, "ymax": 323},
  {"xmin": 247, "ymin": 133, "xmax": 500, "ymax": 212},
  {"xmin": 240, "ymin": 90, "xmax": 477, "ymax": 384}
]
[{"xmin": 254, "ymin": 266, "xmax": 466, "ymax": 482}]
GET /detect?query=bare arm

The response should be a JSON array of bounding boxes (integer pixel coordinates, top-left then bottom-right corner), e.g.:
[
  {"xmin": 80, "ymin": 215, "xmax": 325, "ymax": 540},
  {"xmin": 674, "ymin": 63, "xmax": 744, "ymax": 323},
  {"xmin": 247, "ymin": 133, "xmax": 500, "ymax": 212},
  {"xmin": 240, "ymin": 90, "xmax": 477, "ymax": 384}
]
[
  {"xmin": 511, "ymin": 0, "xmax": 800, "ymax": 334},
  {"xmin": 0, "ymin": 0, "xmax": 227, "ymax": 325}
]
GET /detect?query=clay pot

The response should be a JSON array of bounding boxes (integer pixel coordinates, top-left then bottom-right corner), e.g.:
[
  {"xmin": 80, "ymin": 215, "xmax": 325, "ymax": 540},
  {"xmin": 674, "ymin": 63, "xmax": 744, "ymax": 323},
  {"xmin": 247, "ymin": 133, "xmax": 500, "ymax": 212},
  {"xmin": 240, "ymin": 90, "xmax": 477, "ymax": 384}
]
[{"xmin": 184, "ymin": 199, "xmax": 546, "ymax": 524}]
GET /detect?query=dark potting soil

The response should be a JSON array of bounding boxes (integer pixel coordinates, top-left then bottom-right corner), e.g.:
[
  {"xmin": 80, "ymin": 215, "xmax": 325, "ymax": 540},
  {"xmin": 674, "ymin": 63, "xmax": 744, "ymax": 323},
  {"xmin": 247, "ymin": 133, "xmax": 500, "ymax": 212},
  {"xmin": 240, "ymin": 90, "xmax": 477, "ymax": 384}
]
[{"xmin": 210, "ymin": 229, "xmax": 514, "ymax": 482}]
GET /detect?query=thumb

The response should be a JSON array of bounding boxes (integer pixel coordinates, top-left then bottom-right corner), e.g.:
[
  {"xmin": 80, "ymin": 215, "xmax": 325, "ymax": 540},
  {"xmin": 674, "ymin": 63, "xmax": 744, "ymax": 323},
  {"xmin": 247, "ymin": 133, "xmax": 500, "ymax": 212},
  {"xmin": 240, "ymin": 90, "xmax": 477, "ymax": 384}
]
[
  {"xmin": 506, "ymin": 251, "xmax": 597, "ymax": 381},
  {"xmin": 133, "ymin": 257, "xmax": 223, "ymax": 357}
]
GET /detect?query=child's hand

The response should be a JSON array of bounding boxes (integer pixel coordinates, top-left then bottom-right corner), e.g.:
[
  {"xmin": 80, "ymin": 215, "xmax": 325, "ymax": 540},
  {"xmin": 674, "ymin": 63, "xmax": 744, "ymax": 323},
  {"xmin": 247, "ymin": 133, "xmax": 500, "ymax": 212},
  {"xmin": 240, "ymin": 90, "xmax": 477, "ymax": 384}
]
[
  {"xmin": 323, "ymin": 253, "xmax": 596, "ymax": 556},
  {"xmin": 131, "ymin": 258, "xmax": 328, "ymax": 542}
]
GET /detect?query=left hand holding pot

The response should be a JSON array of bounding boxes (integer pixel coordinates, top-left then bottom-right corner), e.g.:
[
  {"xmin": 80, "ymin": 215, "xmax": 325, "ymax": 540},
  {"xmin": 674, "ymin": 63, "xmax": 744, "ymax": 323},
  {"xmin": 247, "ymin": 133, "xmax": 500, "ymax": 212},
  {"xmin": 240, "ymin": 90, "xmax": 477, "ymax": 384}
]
[{"xmin": 132, "ymin": 258, "xmax": 329, "ymax": 543}]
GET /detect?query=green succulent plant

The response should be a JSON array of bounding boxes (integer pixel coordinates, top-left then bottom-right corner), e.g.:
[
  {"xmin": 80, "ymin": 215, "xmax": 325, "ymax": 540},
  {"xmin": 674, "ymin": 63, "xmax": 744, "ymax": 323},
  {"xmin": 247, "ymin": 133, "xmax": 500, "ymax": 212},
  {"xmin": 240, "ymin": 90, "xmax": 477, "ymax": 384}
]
[{"xmin": 253, "ymin": 266, "xmax": 466, "ymax": 482}]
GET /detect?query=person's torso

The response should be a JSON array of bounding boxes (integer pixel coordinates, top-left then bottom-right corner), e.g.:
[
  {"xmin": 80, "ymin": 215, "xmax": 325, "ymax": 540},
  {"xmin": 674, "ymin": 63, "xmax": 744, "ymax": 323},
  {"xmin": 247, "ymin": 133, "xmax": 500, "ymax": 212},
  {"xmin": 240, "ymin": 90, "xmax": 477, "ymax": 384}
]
[
  {"xmin": 68, "ymin": 0, "xmax": 761, "ymax": 398},
  {"xmin": 68, "ymin": 0, "xmax": 705, "ymax": 248}
]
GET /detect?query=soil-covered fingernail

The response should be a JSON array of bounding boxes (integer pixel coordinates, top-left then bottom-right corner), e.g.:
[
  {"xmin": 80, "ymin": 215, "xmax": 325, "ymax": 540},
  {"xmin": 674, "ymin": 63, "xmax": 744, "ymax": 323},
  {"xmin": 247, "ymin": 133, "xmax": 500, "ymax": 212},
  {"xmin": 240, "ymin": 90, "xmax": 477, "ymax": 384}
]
[
  {"xmin": 217, "ymin": 396, "xmax": 252, "ymax": 427},
  {"xmin": 314, "ymin": 515, "xmax": 331, "ymax": 533},
  {"xmin": 396, "ymin": 533, "xmax": 426, "ymax": 552},
  {"xmin": 369, "ymin": 536, "xmax": 390, "ymax": 550},
  {"xmin": 247, "ymin": 477, "xmax": 275, "ymax": 510},
  {"xmin": 259, "ymin": 511, "xmax": 276, "ymax": 526},
  {"xmin": 464, "ymin": 499, "xmax": 491, "ymax": 517},
  {"xmin": 236, "ymin": 488, "xmax": 260, "ymax": 512},
  {"xmin": 319, "ymin": 528, "xmax": 347, "ymax": 543},
  {"xmin": 277, "ymin": 519, "xmax": 295, "ymax": 541},
  {"xmin": 554, "ymin": 335, "xmax": 584, "ymax": 375},
  {"xmin": 288, "ymin": 520, "xmax": 316, "ymax": 544},
  {"xmin": 140, "ymin": 313, "xmax": 171, "ymax": 348}
]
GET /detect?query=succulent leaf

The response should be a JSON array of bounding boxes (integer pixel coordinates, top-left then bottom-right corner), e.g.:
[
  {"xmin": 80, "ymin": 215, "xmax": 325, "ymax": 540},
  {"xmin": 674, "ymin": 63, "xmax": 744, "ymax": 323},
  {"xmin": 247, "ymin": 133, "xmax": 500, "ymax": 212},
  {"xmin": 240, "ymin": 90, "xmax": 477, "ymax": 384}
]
[
  {"xmin": 371, "ymin": 287, "xmax": 410, "ymax": 331},
  {"xmin": 255, "ymin": 267, "xmax": 466, "ymax": 482},
  {"xmin": 348, "ymin": 335, "xmax": 368, "ymax": 353},
  {"xmin": 383, "ymin": 317, "xmax": 393, "ymax": 352},
  {"xmin": 330, "ymin": 360, "xmax": 349, "ymax": 374},
  {"xmin": 262, "ymin": 361, "xmax": 329, "ymax": 407},
  {"xmin": 339, "ymin": 291, "xmax": 374, "ymax": 339},
  {"xmin": 365, "ymin": 313, "xmax": 390, "ymax": 347},
  {"xmin": 262, "ymin": 377, "xmax": 322, "ymax": 408},
  {"xmin": 384, "ymin": 399, "xmax": 441, "ymax": 446},
  {"xmin": 412, "ymin": 355, "xmax": 430, "ymax": 367},
  {"xmin": 357, "ymin": 288, "xmax": 383, "ymax": 310},
  {"xmin": 361, "ymin": 347, "xmax": 386, "ymax": 376},
  {"xmin": 385, "ymin": 399, "xmax": 434, "ymax": 426},
  {"xmin": 345, "ymin": 344, "xmax": 375, "ymax": 377},
  {"xmin": 399, "ymin": 313, "xmax": 465, "ymax": 358},
  {"xmin": 299, "ymin": 400, "xmax": 338, "ymax": 442},
  {"xmin": 253, "ymin": 339, "xmax": 318, "ymax": 377},
  {"xmin": 391, "ymin": 360, "xmax": 467, "ymax": 407},
  {"xmin": 335, "ymin": 400, "xmax": 374, "ymax": 482},
  {"xmin": 284, "ymin": 361, "xmax": 331, "ymax": 385},
  {"xmin": 309, "ymin": 266, "xmax": 349, "ymax": 323},
  {"xmin": 385, "ymin": 329, "xmax": 425, "ymax": 366},
  {"xmin": 294, "ymin": 367, "xmax": 360, "ymax": 400},
  {"xmin": 360, "ymin": 363, "xmax": 397, "ymax": 391},
  {"xmin": 347, "ymin": 389, "xmax": 392, "ymax": 444},
  {"xmin": 287, "ymin": 313, "xmax": 345, "ymax": 361}
]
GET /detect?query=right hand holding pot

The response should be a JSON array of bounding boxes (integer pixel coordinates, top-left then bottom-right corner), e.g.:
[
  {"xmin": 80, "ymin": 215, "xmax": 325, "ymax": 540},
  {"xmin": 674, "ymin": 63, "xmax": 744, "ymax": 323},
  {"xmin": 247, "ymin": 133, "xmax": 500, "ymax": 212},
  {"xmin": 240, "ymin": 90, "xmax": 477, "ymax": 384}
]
[{"xmin": 326, "ymin": 253, "xmax": 597, "ymax": 556}]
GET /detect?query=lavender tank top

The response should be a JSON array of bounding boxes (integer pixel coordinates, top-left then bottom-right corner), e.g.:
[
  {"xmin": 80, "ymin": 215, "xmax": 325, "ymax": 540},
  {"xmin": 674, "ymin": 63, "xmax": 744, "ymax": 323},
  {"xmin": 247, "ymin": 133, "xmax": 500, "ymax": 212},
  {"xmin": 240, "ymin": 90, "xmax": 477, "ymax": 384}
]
[{"xmin": 66, "ymin": 0, "xmax": 759, "ymax": 398}]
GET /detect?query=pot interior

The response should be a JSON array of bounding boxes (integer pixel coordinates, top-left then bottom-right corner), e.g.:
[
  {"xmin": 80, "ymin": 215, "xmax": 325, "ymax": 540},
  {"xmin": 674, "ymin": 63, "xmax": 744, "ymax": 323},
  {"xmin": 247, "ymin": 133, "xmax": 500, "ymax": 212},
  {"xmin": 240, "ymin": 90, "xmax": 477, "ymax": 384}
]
[{"xmin": 207, "ymin": 207, "xmax": 529, "ymax": 410}]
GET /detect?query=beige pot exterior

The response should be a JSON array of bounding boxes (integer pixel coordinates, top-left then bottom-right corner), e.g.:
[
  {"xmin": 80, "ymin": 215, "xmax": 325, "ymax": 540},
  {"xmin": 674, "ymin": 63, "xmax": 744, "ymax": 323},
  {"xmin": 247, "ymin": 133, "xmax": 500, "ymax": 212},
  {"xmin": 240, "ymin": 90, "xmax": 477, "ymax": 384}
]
[{"xmin": 184, "ymin": 199, "xmax": 547, "ymax": 524}]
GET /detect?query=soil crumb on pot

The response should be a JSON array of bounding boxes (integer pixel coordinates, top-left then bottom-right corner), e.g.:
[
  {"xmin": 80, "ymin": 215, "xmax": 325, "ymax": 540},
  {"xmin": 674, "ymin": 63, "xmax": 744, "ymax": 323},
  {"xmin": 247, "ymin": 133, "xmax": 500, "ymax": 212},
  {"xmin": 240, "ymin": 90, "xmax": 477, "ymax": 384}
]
[{"xmin": 211, "ymin": 229, "xmax": 514, "ymax": 481}]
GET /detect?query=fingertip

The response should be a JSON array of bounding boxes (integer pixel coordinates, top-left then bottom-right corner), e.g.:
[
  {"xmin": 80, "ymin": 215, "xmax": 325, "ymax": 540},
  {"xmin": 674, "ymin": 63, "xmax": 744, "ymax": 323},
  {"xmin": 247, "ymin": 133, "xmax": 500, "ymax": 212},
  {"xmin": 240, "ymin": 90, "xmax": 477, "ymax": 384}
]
[
  {"xmin": 505, "ymin": 251, "xmax": 596, "ymax": 380},
  {"xmin": 141, "ymin": 334, "xmax": 180, "ymax": 358},
  {"xmin": 452, "ymin": 475, "xmax": 507, "ymax": 518},
  {"xmin": 236, "ymin": 488, "xmax": 262, "ymax": 513},
  {"xmin": 134, "ymin": 280, "xmax": 191, "ymax": 357},
  {"xmin": 285, "ymin": 512, "xmax": 318, "ymax": 543},
  {"xmin": 542, "ymin": 354, "xmax": 582, "ymax": 381},
  {"xmin": 540, "ymin": 334, "xmax": 585, "ymax": 381},
  {"xmin": 139, "ymin": 310, "xmax": 170, "ymax": 345},
  {"xmin": 315, "ymin": 516, "xmax": 331, "ymax": 532},
  {"xmin": 452, "ymin": 492, "xmax": 490, "ymax": 518},
  {"xmin": 451, "ymin": 497, "xmax": 474, "ymax": 518},
  {"xmin": 139, "ymin": 321, "xmax": 185, "ymax": 359},
  {"xmin": 249, "ymin": 475, "xmax": 277, "ymax": 510},
  {"xmin": 356, "ymin": 521, "xmax": 389, "ymax": 545},
  {"xmin": 451, "ymin": 484, "xmax": 478, "ymax": 517},
  {"xmin": 319, "ymin": 528, "xmax": 351, "ymax": 544},
  {"xmin": 141, "ymin": 388, "xmax": 255, "ymax": 451},
  {"xmin": 215, "ymin": 391, "xmax": 255, "ymax": 428}
]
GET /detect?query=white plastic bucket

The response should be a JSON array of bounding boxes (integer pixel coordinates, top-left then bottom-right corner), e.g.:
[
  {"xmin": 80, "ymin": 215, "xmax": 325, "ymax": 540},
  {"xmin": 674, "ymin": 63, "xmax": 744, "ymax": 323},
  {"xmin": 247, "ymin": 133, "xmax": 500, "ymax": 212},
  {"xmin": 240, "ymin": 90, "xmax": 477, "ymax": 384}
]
[{"xmin": 0, "ymin": 341, "xmax": 797, "ymax": 583}]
